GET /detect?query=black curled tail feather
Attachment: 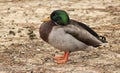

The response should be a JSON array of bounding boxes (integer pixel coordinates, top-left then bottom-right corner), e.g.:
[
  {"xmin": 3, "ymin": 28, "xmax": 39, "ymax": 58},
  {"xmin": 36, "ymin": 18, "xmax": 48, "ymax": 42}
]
[{"xmin": 99, "ymin": 36, "xmax": 108, "ymax": 43}]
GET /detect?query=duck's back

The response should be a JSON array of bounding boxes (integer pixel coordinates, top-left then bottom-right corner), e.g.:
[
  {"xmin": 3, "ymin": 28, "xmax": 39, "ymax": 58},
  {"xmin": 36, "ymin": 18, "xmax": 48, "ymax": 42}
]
[
  {"xmin": 63, "ymin": 20, "xmax": 103, "ymax": 47},
  {"xmin": 70, "ymin": 20, "xmax": 99, "ymax": 38}
]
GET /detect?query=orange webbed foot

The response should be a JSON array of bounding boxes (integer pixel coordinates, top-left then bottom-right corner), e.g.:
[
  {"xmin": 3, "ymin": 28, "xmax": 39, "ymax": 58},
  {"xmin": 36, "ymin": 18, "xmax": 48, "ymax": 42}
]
[
  {"xmin": 55, "ymin": 59, "xmax": 68, "ymax": 64},
  {"xmin": 54, "ymin": 56, "xmax": 64, "ymax": 60},
  {"xmin": 54, "ymin": 52, "xmax": 69, "ymax": 64}
]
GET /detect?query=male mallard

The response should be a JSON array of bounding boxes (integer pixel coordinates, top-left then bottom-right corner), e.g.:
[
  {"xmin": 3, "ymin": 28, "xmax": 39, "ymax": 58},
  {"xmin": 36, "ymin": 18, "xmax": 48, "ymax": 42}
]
[{"xmin": 40, "ymin": 10, "xmax": 107, "ymax": 64}]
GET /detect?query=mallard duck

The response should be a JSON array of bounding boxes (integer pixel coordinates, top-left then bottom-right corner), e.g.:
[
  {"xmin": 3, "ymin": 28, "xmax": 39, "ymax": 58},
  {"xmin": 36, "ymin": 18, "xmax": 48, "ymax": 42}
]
[{"xmin": 40, "ymin": 10, "xmax": 107, "ymax": 64}]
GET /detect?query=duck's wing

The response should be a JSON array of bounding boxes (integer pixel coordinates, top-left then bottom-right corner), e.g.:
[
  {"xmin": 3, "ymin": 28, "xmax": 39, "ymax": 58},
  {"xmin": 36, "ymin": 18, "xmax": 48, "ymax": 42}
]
[
  {"xmin": 63, "ymin": 20, "xmax": 104, "ymax": 47},
  {"xmin": 72, "ymin": 20, "xmax": 99, "ymax": 38}
]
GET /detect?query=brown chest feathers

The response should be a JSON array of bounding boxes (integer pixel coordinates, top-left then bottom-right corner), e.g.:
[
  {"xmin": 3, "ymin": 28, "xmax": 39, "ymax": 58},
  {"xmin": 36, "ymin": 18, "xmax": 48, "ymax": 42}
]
[{"xmin": 39, "ymin": 21, "xmax": 56, "ymax": 42}]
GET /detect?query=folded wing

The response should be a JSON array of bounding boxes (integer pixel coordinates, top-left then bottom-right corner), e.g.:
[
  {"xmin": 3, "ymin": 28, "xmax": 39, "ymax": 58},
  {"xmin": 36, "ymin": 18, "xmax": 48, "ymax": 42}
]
[{"xmin": 63, "ymin": 20, "xmax": 103, "ymax": 47}]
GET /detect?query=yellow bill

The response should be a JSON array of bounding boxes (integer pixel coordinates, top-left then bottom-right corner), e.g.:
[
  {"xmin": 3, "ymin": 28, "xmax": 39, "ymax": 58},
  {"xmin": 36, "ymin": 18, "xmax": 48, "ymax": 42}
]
[{"xmin": 41, "ymin": 16, "xmax": 51, "ymax": 22}]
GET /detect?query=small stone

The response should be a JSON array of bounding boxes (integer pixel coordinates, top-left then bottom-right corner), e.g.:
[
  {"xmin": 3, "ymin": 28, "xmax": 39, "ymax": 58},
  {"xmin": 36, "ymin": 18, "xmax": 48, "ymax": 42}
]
[
  {"xmin": 9, "ymin": 30, "xmax": 16, "ymax": 36},
  {"xmin": 36, "ymin": 48, "xmax": 40, "ymax": 51},
  {"xmin": 44, "ymin": 62, "xmax": 55, "ymax": 66}
]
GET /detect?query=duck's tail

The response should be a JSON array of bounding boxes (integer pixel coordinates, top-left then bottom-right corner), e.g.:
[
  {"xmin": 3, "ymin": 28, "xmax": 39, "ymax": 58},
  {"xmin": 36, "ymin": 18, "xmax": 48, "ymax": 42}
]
[
  {"xmin": 94, "ymin": 36, "xmax": 108, "ymax": 47},
  {"xmin": 99, "ymin": 36, "xmax": 108, "ymax": 43}
]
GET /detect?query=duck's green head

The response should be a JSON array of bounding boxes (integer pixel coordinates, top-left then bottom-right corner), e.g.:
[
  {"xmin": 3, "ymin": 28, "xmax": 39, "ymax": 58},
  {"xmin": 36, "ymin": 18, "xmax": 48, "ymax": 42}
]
[{"xmin": 50, "ymin": 10, "xmax": 70, "ymax": 25}]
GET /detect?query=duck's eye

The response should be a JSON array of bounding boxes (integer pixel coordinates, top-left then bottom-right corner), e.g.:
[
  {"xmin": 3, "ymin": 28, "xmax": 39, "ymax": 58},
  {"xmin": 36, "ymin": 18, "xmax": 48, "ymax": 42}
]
[
  {"xmin": 52, "ymin": 12, "xmax": 58, "ymax": 17},
  {"xmin": 52, "ymin": 13, "xmax": 56, "ymax": 16},
  {"xmin": 51, "ymin": 13, "xmax": 57, "ymax": 20}
]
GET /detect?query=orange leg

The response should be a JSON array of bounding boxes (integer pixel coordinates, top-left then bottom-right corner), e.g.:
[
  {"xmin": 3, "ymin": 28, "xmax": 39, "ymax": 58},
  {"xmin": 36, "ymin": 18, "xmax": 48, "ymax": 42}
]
[{"xmin": 54, "ymin": 52, "xmax": 70, "ymax": 64}]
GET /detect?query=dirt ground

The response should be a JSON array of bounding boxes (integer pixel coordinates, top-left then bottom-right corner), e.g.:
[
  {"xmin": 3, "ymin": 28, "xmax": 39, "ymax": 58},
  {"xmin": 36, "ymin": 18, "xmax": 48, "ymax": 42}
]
[{"xmin": 0, "ymin": 0, "xmax": 120, "ymax": 73}]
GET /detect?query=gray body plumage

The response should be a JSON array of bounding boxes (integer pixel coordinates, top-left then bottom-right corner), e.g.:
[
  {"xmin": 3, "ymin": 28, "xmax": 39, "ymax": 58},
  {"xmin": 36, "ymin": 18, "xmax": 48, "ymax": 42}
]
[{"xmin": 48, "ymin": 20, "xmax": 103, "ymax": 52}]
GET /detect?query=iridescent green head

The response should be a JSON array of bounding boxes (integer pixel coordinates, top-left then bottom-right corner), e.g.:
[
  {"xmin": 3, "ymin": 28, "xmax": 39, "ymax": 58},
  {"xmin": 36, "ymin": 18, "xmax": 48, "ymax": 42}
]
[{"xmin": 50, "ymin": 10, "xmax": 70, "ymax": 26}]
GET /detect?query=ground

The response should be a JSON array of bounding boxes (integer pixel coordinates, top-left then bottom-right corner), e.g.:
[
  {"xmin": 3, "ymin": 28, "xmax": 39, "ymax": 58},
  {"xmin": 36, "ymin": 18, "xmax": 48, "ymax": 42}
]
[{"xmin": 0, "ymin": 0, "xmax": 120, "ymax": 73}]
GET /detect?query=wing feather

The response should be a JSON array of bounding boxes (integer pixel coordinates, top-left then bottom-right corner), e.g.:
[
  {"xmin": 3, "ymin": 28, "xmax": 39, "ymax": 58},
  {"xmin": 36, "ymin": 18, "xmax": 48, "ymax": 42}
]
[{"xmin": 63, "ymin": 20, "xmax": 102, "ymax": 47}]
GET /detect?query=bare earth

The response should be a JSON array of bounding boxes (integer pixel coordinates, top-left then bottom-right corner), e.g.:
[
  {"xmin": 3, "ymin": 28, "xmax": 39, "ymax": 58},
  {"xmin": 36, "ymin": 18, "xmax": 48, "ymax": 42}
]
[{"xmin": 0, "ymin": 0, "xmax": 120, "ymax": 73}]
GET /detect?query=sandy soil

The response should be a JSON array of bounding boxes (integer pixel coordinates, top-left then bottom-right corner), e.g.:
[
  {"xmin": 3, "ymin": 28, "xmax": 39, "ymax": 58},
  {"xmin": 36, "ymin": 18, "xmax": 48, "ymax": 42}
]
[{"xmin": 0, "ymin": 0, "xmax": 120, "ymax": 73}]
